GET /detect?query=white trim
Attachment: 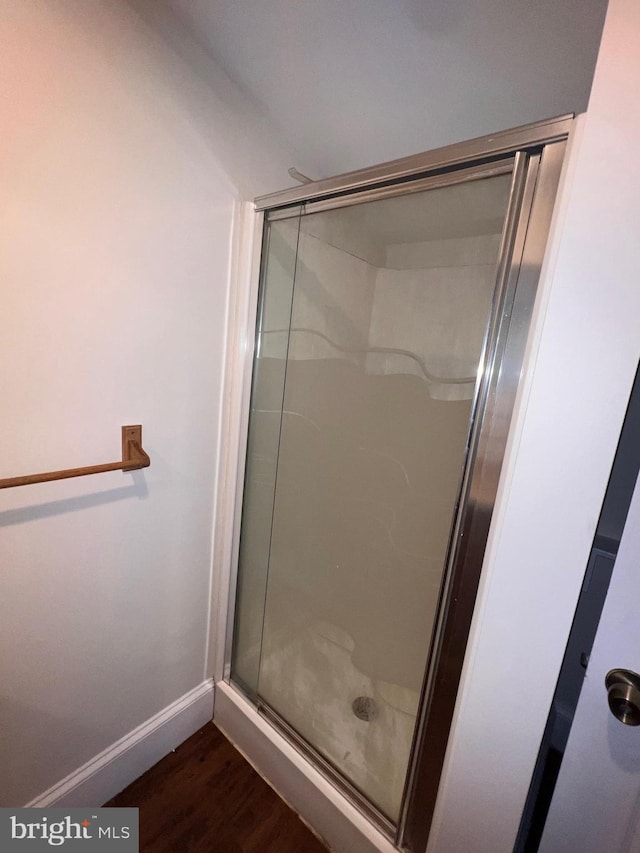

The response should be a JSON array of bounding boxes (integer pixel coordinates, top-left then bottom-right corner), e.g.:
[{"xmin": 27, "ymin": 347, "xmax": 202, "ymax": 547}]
[
  {"xmin": 205, "ymin": 195, "xmax": 244, "ymax": 681},
  {"xmin": 209, "ymin": 201, "xmax": 264, "ymax": 683},
  {"xmin": 214, "ymin": 681, "xmax": 397, "ymax": 853},
  {"xmin": 27, "ymin": 680, "xmax": 214, "ymax": 808}
]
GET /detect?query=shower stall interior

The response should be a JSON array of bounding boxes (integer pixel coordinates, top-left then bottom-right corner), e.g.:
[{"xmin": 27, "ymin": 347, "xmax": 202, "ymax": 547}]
[{"xmin": 219, "ymin": 116, "xmax": 572, "ymax": 851}]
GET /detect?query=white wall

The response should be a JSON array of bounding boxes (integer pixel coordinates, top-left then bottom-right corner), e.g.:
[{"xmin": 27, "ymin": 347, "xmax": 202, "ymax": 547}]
[
  {"xmin": 429, "ymin": 0, "xmax": 640, "ymax": 849},
  {"xmin": 0, "ymin": 0, "xmax": 289, "ymax": 806}
]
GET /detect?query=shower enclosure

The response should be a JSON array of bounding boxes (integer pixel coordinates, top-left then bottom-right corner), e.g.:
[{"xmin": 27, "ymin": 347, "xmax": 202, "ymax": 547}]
[{"xmin": 219, "ymin": 116, "xmax": 571, "ymax": 851}]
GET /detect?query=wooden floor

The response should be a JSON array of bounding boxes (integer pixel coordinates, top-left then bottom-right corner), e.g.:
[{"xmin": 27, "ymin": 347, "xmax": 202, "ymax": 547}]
[{"xmin": 106, "ymin": 723, "xmax": 328, "ymax": 853}]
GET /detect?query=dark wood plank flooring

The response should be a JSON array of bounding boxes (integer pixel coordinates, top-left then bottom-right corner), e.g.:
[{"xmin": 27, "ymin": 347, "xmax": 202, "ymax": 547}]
[{"xmin": 105, "ymin": 723, "xmax": 328, "ymax": 853}]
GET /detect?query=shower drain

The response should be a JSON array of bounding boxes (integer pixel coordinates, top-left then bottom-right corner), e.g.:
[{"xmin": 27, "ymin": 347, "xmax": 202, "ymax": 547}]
[{"xmin": 351, "ymin": 696, "xmax": 379, "ymax": 722}]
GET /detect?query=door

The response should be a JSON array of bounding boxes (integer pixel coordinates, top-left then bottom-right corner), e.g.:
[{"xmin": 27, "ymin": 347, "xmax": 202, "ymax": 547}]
[
  {"xmin": 540, "ymin": 468, "xmax": 640, "ymax": 851},
  {"xmin": 224, "ymin": 118, "xmax": 571, "ymax": 851},
  {"xmin": 232, "ymin": 168, "xmax": 516, "ymax": 825}
]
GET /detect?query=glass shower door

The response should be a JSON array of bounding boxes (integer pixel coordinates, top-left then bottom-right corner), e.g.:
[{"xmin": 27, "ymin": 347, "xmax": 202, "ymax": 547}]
[{"xmin": 233, "ymin": 169, "xmax": 514, "ymax": 823}]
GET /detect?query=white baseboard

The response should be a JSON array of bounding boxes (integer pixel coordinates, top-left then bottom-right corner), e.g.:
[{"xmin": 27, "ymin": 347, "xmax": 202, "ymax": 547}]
[
  {"xmin": 214, "ymin": 681, "xmax": 397, "ymax": 853},
  {"xmin": 27, "ymin": 679, "xmax": 214, "ymax": 808}
]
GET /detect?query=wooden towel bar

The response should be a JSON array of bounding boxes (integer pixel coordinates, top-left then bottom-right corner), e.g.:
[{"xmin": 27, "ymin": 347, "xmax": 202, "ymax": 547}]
[{"xmin": 0, "ymin": 425, "xmax": 150, "ymax": 489}]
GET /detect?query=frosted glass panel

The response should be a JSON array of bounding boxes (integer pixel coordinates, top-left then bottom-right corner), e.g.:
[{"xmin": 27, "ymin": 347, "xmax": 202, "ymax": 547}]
[{"xmin": 233, "ymin": 173, "xmax": 512, "ymax": 821}]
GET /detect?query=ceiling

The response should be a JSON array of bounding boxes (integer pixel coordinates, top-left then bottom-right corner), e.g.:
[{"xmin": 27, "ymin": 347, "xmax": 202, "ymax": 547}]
[{"xmin": 161, "ymin": 0, "xmax": 608, "ymax": 181}]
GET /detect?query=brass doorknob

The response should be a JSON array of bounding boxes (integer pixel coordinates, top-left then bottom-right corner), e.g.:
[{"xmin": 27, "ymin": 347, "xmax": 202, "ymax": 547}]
[{"xmin": 605, "ymin": 669, "xmax": 640, "ymax": 726}]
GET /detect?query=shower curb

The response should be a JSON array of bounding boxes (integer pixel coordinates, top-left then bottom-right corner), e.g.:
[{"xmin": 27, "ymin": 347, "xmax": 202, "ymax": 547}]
[{"xmin": 214, "ymin": 681, "xmax": 397, "ymax": 853}]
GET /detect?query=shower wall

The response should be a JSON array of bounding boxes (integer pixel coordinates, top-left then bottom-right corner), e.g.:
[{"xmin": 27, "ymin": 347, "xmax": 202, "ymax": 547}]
[
  {"xmin": 370, "ymin": 233, "xmax": 501, "ymax": 399},
  {"xmin": 234, "ymin": 214, "xmax": 503, "ymax": 818}
]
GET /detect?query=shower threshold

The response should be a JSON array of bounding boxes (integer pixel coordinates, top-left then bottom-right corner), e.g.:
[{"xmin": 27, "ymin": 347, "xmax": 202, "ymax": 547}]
[{"xmin": 214, "ymin": 681, "xmax": 399, "ymax": 853}]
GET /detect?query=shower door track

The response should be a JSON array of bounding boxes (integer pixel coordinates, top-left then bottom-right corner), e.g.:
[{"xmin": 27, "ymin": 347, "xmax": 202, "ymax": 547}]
[{"xmin": 216, "ymin": 115, "xmax": 573, "ymax": 853}]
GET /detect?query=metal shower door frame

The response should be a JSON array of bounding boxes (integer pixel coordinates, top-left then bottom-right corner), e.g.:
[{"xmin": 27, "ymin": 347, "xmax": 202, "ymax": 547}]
[{"xmin": 221, "ymin": 115, "xmax": 572, "ymax": 852}]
